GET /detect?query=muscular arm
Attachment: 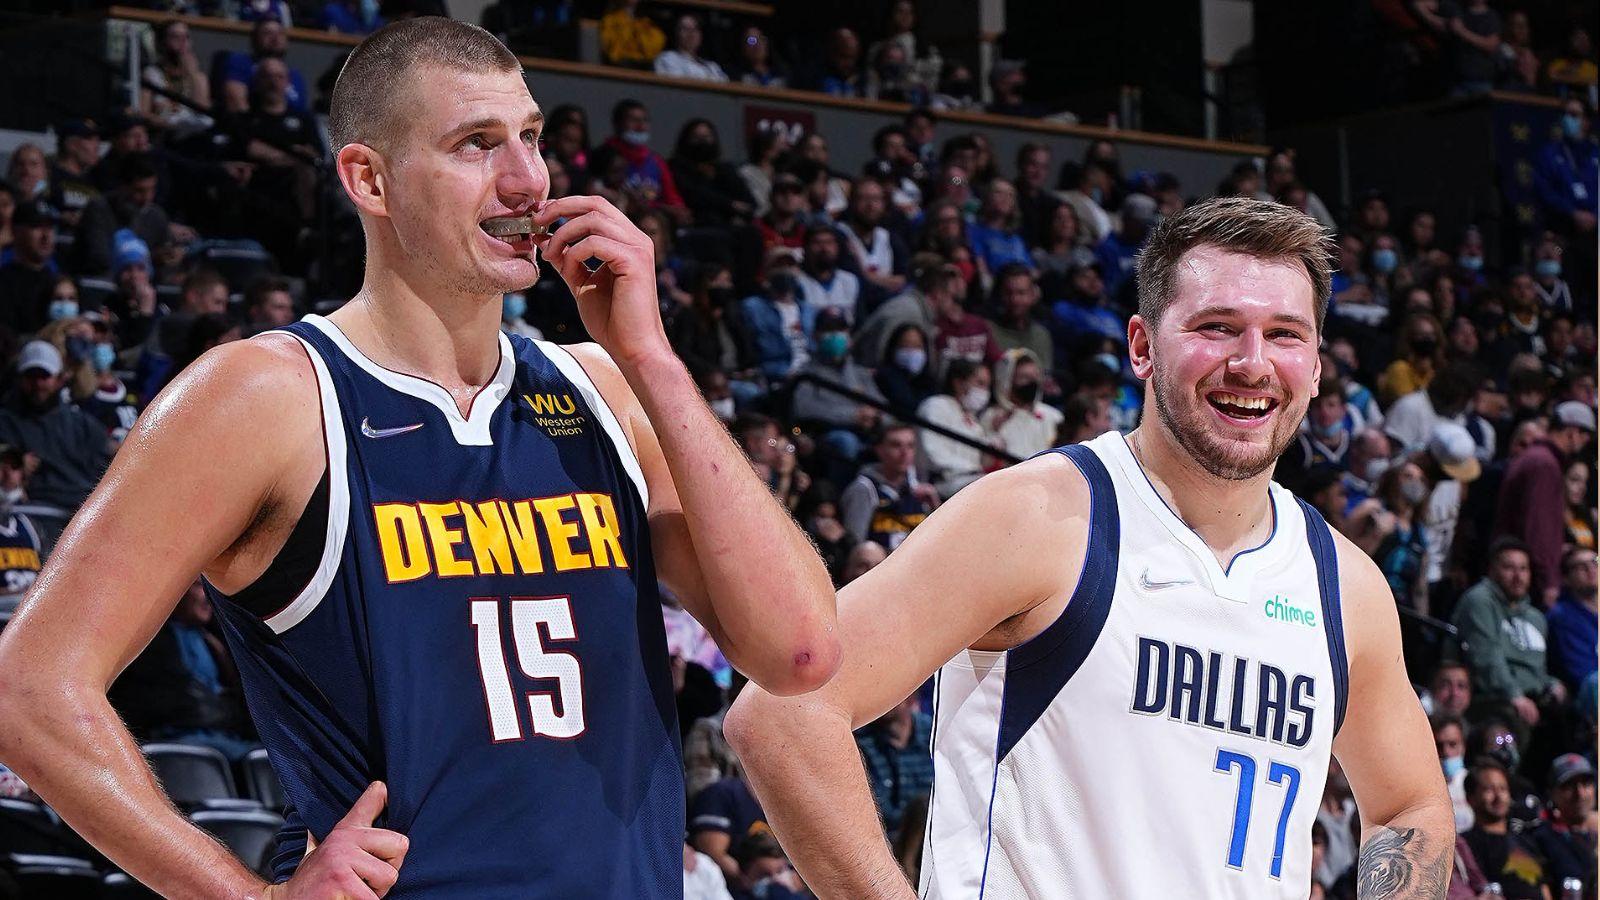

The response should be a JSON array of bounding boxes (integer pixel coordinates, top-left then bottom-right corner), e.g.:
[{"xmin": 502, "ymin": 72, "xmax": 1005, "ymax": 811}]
[
  {"xmin": 1330, "ymin": 535, "xmax": 1454, "ymax": 900},
  {"xmin": 0, "ymin": 336, "xmax": 322, "ymax": 899},
  {"xmin": 725, "ymin": 458, "xmax": 1088, "ymax": 899}
]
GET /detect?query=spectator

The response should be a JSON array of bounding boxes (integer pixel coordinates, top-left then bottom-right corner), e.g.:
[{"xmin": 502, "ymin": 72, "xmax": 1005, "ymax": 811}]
[
  {"xmin": 48, "ymin": 119, "xmax": 101, "ymax": 229},
  {"xmin": 930, "ymin": 60, "xmax": 979, "ymax": 111},
  {"xmin": 600, "ymin": 0, "xmax": 665, "ymax": 67},
  {"xmin": 866, "ymin": 41, "xmax": 921, "ymax": 104},
  {"xmin": 965, "ymin": 178, "xmax": 1034, "ymax": 277},
  {"xmin": 6, "ymin": 143, "xmax": 48, "ymax": 201},
  {"xmin": 1341, "ymin": 426, "xmax": 1392, "ymax": 511},
  {"xmin": 1441, "ymin": 0, "xmax": 1503, "ymax": 96},
  {"xmin": 0, "ymin": 184, "xmax": 15, "ymax": 256},
  {"xmin": 740, "ymin": 257, "xmax": 813, "ymax": 381},
  {"xmin": 1301, "ymin": 466, "xmax": 1352, "ymax": 535},
  {"xmin": 1534, "ymin": 98, "xmax": 1598, "ymax": 241},
  {"xmin": 795, "ymin": 134, "xmax": 850, "ymax": 219},
  {"xmin": 1432, "ymin": 713, "xmax": 1475, "ymax": 832},
  {"xmin": 1545, "ymin": 27, "xmax": 1597, "ymax": 97},
  {"xmin": 666, "ymin": 263, "xmax": 749, "ymax": 382},
  {"xmin": 683, "ymin": 843, "xmax": 734, "ymax": 900},
  {"xmin": 982, "ymin": 348, "xmax": 1060, "ymax": 460},
  {"xmin": 1565, "ymin": 459, "xmax": 1595, "ymax": 549},
  {"xmin": 930, "ymin": 268, "xmax": 1000, "ymax": 371},
  {"xmin": 738, "ymin": 127, "xmax": 787, "ymax": 218},
  {"xmin": 1370, "ymin": 459, "xmax": 1432, "ymax": 610},
  {"xmin": 688, "ymin": 770, "xmax": 768, "ymax": 883},
  {"xmin": 1379, "ymin": 312, "xmax": 1447, "ymax": 405},
  {"xmin": 729, "ymin": 25, "xmax": 785, "ymax": 88},
  {"xmin": 320, "ymin": 0, "xmax": 384, "ymax": 35},
  {"xmin": 728, "ymin": 833, "xmax": 805, "ymax": 900},
  {"xmin": 593, "ymin": 100, "xmax": 689, "ymax": 225},
  {"xmin": 1013, "ymin": 143, "xmax": 1060, "ymax": 247},
  {"xmin": 654, "ymin": 14, "xmax": 728, "ymax": 82},
  {"xmin": 840, "ymin": 422, "xmax": 936, "ymax": 551},
  {"xmin": 669, "ymin": 119, "xmax": 755, "ymax": 228},
  {"xmin": 244, "ymin": 276, "xmax": 296, "ymax": 330},
  {"xmin": 855, "ymin": 254, "xmax": 948, "ymax": 368},
  {"xmin": 239, "ymin": 57, "xmax": 322, "ymax": 236},
  {"xmin": 839, "ymin": 540, "xmax": 886, "ymax": 585},
  {"xmin": 0, "ymin": 340, "xmax": 109, "ymax": 515},
  {"xmin": 790, "ymin": 309, "xmax": 883, "ymax": 474},
  {"xmin": 838, "ymin": 178, "xmax": 909, "ymax": 304},
  {"xmin": 855, "ymin": 695, "xmax": 934, "ymax": 839},
  {"xmin": 75, "ymin": 316, "xmax": 138, "ymax": 449},
  {"xmin": 756, "ymin": 174, "xmax": 807, "ymax": 261},
  {"xmin": 1048, "ymin": 263, "xmax": 1127, "ymax": 363},
  {"xmin": 218, "ymin": 18, "xmax": 309, "ymax": 114},
  {"xmin": 1385, "ymin": 358, "xmax": 1475, "ymax": 452},
  {"xmin": 0, "ymin": 200, "xmax": 60, "ymax": 336},
  {"xmin": 916, "ymin": 357, "xmax": 993, "ymax": 497},
  {"xmin": 1493, "ymin": 400, "xmax": 1594, "ymax": 604},
  {"xmin": 794, "ymin": 226, "xmax": 861, "ymax": 326},
  {"xmin": 1418, "ymin": 421, "xmax": 1481, "ymax": 602},
  {"xmin": 105, "ymin": 232, "xmax": 159, "ymax": 349},
  {"xmin": 160, "ymin": 312, "xmax": 242, "ymax": 394},
  {"xmin": 1453, "ymin": 537, "xmax": 1566, "ymax": 730},
  {"xmin": 986, "ymin": 59, "xmax": 1044, "ymax": 118},
  {"xmin": 1461, "ymin": 759, "xmax": 1548, "ymax": 900},
  {"xmin": 1093, "ymin": 193, "xmax": 1157, "ymax": 302},
  {"xmin": 815, "ymin": 28, "xmax": 864, "ymax": 97},
  {"xmin": 986, "ymin": 265, "xmax": 1052, "ymax": 373},
  {"xmin": 0, "ymin": 443, "xmax": 41, "ymax": 598},
  {"xmin": 874, "ymin": 322, "xmax": 936, "ymax": 414},
  {"xmin": 1497, "ymin": 10, "xmax": 1540, "ymax": 92},
  {"xmin": 1053, "ymin": 159, "xmax": 1115, "ymax": 248},
  {"xmin": 1060, "ymin": 389, "xmax": 1113, "ymax": 445},
  {"xmin": 1425, "ymin": 660, "xmax": 1474, "ymax": 718},
  {"xmin": 142, "ymin": 20, "xmax": 214, "ymax": 139},
  {"xmin": 1529, "ymin": 754, "xmax": 1598, "ymax": 896},
  {"xmin": 1313, "ymin": 761, "xmax": 1358, "ymax": 891},
  {"xmin": 1278, "ymin": 376, "xmax": 1352, "ymax": 491},
  {"xmin": 73, "ymin": 152, "xmax": 169, "ymax": 277},
  {"xmin": 1032, "ymin": 202, "xmax": 1093, "ymax": 297},
  {"xmin": 1547, "ymin": 547, "xmax": 1597, "ymax": 691},
  {"xmin": 1260, "ymin": 149, "xmax": 1337, "ymax": 230}
]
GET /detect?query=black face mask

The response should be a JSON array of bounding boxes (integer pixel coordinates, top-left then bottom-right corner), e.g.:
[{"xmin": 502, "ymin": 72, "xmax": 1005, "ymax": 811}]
[
  {"xmin": 706, "ymin": 287, "xmax": 736, "ymax": 309},
  {"xmin": 766, "ymin": 272, "xmax": 797, "ymax": 298},
  {"xmin": 1411, "ymin": 337, "xmax": 1438, "ymax": 356},
  {"xmin": 684, "ymin": 139, "xmax": 718, "ymax": 163},
  {"xmin": 1012, "ymin": 381, "xmax": 1039, "ymax": 404}
]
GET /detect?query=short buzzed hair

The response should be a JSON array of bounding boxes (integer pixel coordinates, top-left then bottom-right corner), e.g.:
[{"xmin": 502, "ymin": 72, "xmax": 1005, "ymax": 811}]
[
  {"xmin": 329, "ymin": 17, "xmax": 521, "ymax": 153},
  {"xmin": 1135, "ymin": 196, "xmax": 1334, "ymax": 330}
]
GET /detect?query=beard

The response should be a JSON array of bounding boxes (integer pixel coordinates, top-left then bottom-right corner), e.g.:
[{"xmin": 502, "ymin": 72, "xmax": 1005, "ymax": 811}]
[{"xmin": 1150, "ymin": 353, "xmax": 1302, "ymax": 481}]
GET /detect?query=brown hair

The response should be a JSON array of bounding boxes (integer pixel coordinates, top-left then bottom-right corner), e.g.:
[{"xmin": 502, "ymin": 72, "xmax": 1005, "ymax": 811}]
[
  {"xmin": 1134, "ymin": 196, "xmax": 1333, "ymax": 330},
  {"xmin": 329, "ymin": 17, "xmax": 521, "ymax": 154}
]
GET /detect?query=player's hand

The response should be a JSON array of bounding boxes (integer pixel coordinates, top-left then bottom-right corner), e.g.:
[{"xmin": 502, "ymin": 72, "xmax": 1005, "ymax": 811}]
[
  {"xmin": 533, "ymin": 196, "xmax": 670, "ymax": 368},
  {"xmin": 265, "ymin": 782, "xmax": 408, "ymax": 900}
]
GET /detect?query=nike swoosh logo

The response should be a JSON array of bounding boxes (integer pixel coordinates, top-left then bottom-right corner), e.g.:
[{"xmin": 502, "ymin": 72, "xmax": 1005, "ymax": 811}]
[
  {"xmin": 360, "ymin": 417, "xmax": 424, "ymax": 439},
  {"xmin": 1139, "ymin": 568, "xmax": 1194, "ymax": 592}
]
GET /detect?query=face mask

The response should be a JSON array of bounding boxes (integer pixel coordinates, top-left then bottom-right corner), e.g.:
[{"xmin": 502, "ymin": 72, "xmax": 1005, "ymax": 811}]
[
  {"xmin": 1364, "ymin": 458, "xmax": 1390, "ymax": 484},
  {"xmin": 817, "ymin": 332, "xmax": 849, "ymax": 361},
  {"xmin": 706, "ymin": 287, "xmax": 736, "ymax": 308},
  {"xmin": 1411, "ymin": 337, "xmax": 1438, "ymax": 356},
  {"xmin": 1095, "ymin": 352, "xmax": 1121, "ymax": 375},
  {"xmin": 1458, "ymin": 254, "xmax": 1483, "ymax": 272},
  {"xmin": 961, "ymin": 385, "xmax": 989, "ymax": 414},
  {"xmin": 0, "ymin": 487, "xmax": 20, "ymax": 518},
  {"xmin": 1371, "ymin": 248, "xmax": 1398, "ymax": 274},
  {"xmin": 893, "ymin": 347, "xmax": 926, "ymax": 374},
  {"xmin": 1401, "ymin": 478, "xmax": 1429, "ymax": 506},
  {"xmin": 1012, "ymin": 381, "xmax": 1040, "ymax": 404},
  {"xmin": 502, "ymin": 293, "xmax": 527, "ymax": 321},
  {"xmin": 684, "ymin": 139, "xmax": 718, "ymax": 163},
  {"xmin": 1563, "ymin": 114, "xmax": 1584, "ymax": 140},
  {"xmin": 1441, "ymin": 755, "xmax": 1465, "ymax": 779},
  {"xmin": 48, "ymin": 299, "xmax": 78, "ymax": 321},
  {"xmin": 1535, "ymin": 259, "xmax": 1562, "ymax": 279},
  {"xmin": 91, "ymin": 343, "xmax": 116, "ymax": 373},
  {"xmin": 709, "ymin": 397, "xmax": 735, "ymax": 420},
  {"xmin": 621, "ymin": 129, "xmax": 651, "ymax": 147},
  {"xmin": 1313, "ymin": 419, "xmax": 1344, "ymax": 440}
]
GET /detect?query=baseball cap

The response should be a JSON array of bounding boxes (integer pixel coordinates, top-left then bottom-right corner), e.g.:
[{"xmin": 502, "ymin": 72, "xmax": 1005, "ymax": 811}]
[
  {"xmin": 16, "ymin": 340, "xmax": 63, "ymax": 377},
  {"xmin": 1121, "ymin": 193, "xmax": 1159, "ymax": 227},
  {"xmin": 1553, "ymin": 400, "xmax": 1596, "ymax": 433},
  {"xmin": 772, "ymin": 173, "xmax": 804, "ymax": 193},
  {"xmin": 1426, "ymin": 422, "xmax": 1481, "ymax": 483},
  {"xmin": 11, "ymin": 199, "xmax": 58, "ymax": 229},
  {"xmin": 57, "ymin": 118, "xmax": 98, "ymax": 140},
  {"xmin": 112, "ymin": 229, "xmax": 152, "ymax": 275},
  {"xmin": 1549, "ymin": 753, "xmax": 1595, "ymax": 788}
]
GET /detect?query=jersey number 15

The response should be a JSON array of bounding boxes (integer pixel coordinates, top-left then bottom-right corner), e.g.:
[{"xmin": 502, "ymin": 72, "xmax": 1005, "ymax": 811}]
[{"xmin": 471, "ymin": 596, "xmax": 586, "ymax": 741}]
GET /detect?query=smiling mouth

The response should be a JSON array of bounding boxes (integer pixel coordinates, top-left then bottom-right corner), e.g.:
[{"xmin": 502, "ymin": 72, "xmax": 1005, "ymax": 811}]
[
  {"xmin": 1206, "ymin": 390, "xmax": 1279, "ymax": 420},
  {"xmin": 480, "ymin": 215, "xmax": 548, "ymax": 244}
]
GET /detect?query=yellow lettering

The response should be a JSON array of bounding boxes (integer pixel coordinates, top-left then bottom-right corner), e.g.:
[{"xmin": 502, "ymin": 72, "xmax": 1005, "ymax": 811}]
[
  {"xmin": 461, "ymin": 501, "xmax": 514, "ymax": 575},
  {"xmin": 576, "ymin": 493, "xmax": 627, "ymax": 569},
  {"xmin": 534, "ymin": 495, "xmax": 591, "ymax": 571},
  {"xmin": 498, "ymin": 500, "xmax": 546, "ymax": 574},
  {"xmin": 418, "ymin": 502, "xmax": 474, "ymax": 577},
  {"xmin": 554, "ymin": 394, "xmax": 576, "ymax": 415},
  {"xmin": 373, "ymin": 503, "xmax": 431, "ymax": 582}
]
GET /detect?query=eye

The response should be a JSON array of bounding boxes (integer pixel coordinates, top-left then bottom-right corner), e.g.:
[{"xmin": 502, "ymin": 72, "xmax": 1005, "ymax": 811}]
[
  {"xmin": 1199, "ymin": 322, "xmax": 1233, "ymax": 335},
  {"xmin": 1269, "ymin": 329, "xmax": 1304, "ymax": 341},
  {"xmin": 462, "ymin": 134, "xmax": 490, "ymax": 151}
]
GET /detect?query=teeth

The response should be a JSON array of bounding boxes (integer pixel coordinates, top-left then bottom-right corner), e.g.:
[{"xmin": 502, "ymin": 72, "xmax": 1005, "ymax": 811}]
[
  {"xmin": 1213, "ymin": 393, "xmax": 1271, "ymax": 410},
  {"xmin": 481, "ymin": 216, "xmax": 547, "ymax": 237}
]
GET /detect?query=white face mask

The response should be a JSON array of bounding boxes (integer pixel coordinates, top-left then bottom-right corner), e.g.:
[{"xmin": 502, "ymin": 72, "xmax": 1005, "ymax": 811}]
[
  {"xmin": 961, "ymin": 385, "xmax": 990, "ymax": 414},
  {"xmin": 709, "ymin": 397, "xmax": 735, "ymax": 421}
]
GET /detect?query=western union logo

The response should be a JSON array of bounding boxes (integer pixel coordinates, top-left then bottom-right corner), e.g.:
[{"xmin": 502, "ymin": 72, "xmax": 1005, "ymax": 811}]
[
  {"xmin": 373, "ymin": 492, "xmax": 628, "ymax": 582},
  {"xmin": 524, "ymin": 393, "xmax": 586, "ymax": 436}
]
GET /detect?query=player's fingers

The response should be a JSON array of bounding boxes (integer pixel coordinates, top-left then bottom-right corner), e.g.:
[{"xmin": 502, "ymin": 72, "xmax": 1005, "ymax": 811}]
[
  {"xmin": 553, "ymin": 235, "xmax": 635, "ymax": 290},
  {"xmin": 337, "ymin": 781, "xmax": 387, "ymax": 829},
  {"xmin": 330, "ymin": 869, "xmax": 381, "ymax": 900},
  {"xmin": 536, "ymin": 211, "xmax": 609, "ymax": 267},
  {"xmin": 350, "ymin": 826, "xmax": 409, "ymax": 865},
  {"xmin": 533, "ymin": 194, "xmax": 621, "ymax": 229},
  {"xmin": 346, "ymin": 850, "xmax": 402, "ymax": 897}
]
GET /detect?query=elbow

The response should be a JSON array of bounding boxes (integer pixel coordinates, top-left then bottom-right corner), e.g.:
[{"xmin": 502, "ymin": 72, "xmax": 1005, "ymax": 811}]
[{"xmin": 776, "ymin": 632, "xmax": 842, "ymax": 696}]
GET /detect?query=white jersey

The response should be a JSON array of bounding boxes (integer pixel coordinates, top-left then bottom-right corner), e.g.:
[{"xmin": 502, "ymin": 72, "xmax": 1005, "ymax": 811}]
[{"xmin": 921, "ymin": 432, "xmax": 1349, "ymax": 899}]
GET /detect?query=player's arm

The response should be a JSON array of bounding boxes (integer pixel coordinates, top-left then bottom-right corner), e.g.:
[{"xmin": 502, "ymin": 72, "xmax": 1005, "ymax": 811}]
[
  {"xmin": 0, "ymin": 338, "xmax": 405, "ymax": 900},
  {"xmin": 536, "ymin": 195, "xmax": 839, "ymax": 696},
  {"xmin": 1329, "ymin": 534, "xmax": 1454, "ymax": 900},
  {"xmin": 724, "ymin": 457, "xmax": 1089, "ymax": 899}
]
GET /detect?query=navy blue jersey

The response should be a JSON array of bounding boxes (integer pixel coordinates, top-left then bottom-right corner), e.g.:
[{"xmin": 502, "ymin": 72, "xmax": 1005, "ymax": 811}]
[{"xmin": 206, "ymin": 315, "xmax": 682, "ymax": 898}]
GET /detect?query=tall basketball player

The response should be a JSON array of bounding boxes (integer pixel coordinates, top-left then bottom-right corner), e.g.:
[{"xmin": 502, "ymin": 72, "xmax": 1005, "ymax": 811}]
[
  {"xmin": 0, "ymin": 18, "xmax": 838, "ymax": 900},
  {"xmin": 728, "ymin": 198, "xmax": 1453, "ymax": 899}
]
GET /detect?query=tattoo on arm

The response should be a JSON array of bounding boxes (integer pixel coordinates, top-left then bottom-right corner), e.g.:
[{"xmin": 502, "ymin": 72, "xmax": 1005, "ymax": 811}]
[{"xmin": 1356, "ymin": 826, "xmax": 1448, "ymax": 900}]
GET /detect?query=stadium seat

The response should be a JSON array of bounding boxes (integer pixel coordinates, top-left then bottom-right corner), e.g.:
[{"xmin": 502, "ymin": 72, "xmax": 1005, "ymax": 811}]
[
  {"xmin": 142, "ymin": 743, "xmax": 237, "ymax": 806},
  {"xmin": 101, "ymin": 871, "xmax": 162, "ymax": 899},
  {"xmin": 187, "ymin": 239, "xmax": 278, "ymax": 289},
  {"xmin": 241, "ymin": 748, "xmax": 285, "ymax": 811},
  {"xmin": 4, "ymin": 854, "xmax": 100, "ymax": 899},
  {"xmin": 0, "ymin": 798, "xmax": 74, "ymax": 856},
  {"xmin": 190, "ymin": 809, "xmax": 285, "ymax": 877}
]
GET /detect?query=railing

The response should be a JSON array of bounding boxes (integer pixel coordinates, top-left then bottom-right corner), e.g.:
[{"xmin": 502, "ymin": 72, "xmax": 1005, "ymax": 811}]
[{"xmin": 791, "ymin": 370, "xmax": 1025, "ymax": 466}]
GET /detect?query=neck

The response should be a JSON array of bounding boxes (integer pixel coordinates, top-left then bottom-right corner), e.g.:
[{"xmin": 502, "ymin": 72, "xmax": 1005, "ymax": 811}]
[
  {"xmin": 1127, "ymin": 423, "xmax": 1276, "ymax": 565},
  {"xmin": 329, "ymin": 254, "xmax": 505, "ymax": 412},
  {"xmin": 58, "ymin": 158, "xmax": 86, "ymax": 176},
  {"xmin": 1478, "ymin": 816, "xmax": 1507, "ymax": 835},
  {"xmin": 1579, "ymin": 591, "xmax": 1597, "ymax": 612}
]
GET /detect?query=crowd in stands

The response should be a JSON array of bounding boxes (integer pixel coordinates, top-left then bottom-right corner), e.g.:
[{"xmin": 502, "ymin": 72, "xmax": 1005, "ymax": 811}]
[
  {"xmin": 0, "ymin": 3, "xmax": 1594, "ymax": 898},
  {"xmin": 1377, "ymin": 1, "xmax": 1599, "ymax": 106}
]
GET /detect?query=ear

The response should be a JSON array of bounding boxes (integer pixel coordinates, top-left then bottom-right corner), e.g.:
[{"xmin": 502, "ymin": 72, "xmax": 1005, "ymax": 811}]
[
  {"xmin": 336, "ymin": 142, "xmax": 388, "ymax": 219},
  {"xmin": 1127, "ymin": 314, "xmax": 1154, "ymax": 381},
  {"xmin": 1310, "ymin": 351, "xmax": 1323, "ymax": 398}
]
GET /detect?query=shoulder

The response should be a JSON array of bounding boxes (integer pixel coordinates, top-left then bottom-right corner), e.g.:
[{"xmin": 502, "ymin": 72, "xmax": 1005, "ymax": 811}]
[{"xmin": 131, "ymin": 331, "xmax": 319, "ymax": 445}]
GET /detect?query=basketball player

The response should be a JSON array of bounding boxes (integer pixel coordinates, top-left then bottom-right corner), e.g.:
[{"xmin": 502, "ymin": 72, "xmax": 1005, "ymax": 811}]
[
  {"xmin": 0, "ymin": 19, "xmax": 838, "ymax": 899},
  {"xmin": 727, "ymin": 197, "xmax": 1453, "ymax": 899}
]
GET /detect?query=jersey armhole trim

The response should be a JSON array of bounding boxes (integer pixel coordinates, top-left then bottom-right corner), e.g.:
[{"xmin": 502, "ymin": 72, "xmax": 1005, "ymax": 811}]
[
  {"xmin": 262, "ymin": 333, "xmax": 351, "ymax": 635},
  {"xmin": 1296, "ymin": 497, "xmax": 1349, "ymax": 735},
  {"xmin": 534, "ymin": 341, "xmax": 651, "ymax": 511}
]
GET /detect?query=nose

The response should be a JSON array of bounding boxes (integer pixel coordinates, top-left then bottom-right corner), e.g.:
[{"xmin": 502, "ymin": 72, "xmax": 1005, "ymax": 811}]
[
  {"xmin": 1228, "ymin": 329, "xmax": 1273, "ymax": 385},
  {"xmin": 495, "ymin": 137, "xmax": 548, "ymax": 211}
]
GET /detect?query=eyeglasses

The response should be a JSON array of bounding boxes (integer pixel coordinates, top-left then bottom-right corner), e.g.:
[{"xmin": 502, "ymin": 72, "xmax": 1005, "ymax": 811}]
[{"xmin": 765, "ymin": 437, "xmax": 796, "ymax": 455}]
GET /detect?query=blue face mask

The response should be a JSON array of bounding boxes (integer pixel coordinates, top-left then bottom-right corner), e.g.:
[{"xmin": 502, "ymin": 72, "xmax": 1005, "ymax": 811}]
[
  {"xmin": 1458, "ymin": 254, "xmax": 1483, "ymax": 272},
  {"xmin": 1441, "ymin": 755, "xmax": 1464, "ymax": 779},
  {"xmin": 1095, "ymin": 352, "xmax": 1121, "ymax": 375},
  {"xmin": 48, "ymin": 299, "xmax": 78, "ymax": 322},
  {"xmin": 1535, "ymin": 258, "xmax": 1562, "ymax": 279},
  {"xmin": 1563, "ymin": 114, "xmax": 1584, "ymax": 140},
  {"xmin": 817, "ymin": 331, "xmax": 849, "ymax": 361},
  {"xmin": 1313, "ymin": 419, "xmax": 1344, "ymax": 441},
  {"xmin": 1371, "ymin": 248, "xmax": 1398, "ymax": 274},
  {"xmin": 621, "ymin": 129, "xmax": 651, "ymax": 147},
  {"xmin": 502, "ymin": 293, "xmax": 527, "ymax": 321},
  {"xmin": 91, "ymin": 343, "xmax": 116, "ymax": 373}
]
